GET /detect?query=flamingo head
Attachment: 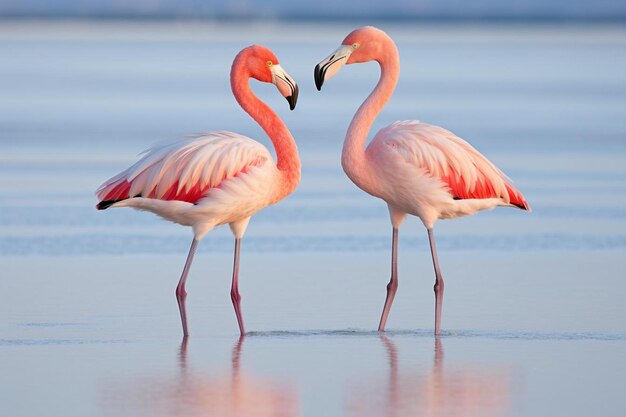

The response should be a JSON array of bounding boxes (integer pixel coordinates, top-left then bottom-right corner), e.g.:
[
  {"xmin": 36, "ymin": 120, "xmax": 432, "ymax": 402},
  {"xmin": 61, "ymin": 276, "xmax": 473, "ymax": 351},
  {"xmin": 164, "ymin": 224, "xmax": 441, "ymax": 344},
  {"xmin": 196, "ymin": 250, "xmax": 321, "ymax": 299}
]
[
  {"xmin": 240, "ymin": 45, "xmax": 299, "ymax": 110},
  {"xmin": 314, "ymin": 26, "xmax": 390, "ymax": 91}
]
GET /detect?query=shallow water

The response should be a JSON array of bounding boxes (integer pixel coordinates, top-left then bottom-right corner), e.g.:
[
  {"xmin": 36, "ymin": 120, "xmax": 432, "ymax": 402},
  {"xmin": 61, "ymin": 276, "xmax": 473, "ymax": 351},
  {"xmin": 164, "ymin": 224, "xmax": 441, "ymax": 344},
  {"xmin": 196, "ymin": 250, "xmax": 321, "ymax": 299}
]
[{"xmin": 1, "ymin": 21, "xmax": 626, "ymax": 416}]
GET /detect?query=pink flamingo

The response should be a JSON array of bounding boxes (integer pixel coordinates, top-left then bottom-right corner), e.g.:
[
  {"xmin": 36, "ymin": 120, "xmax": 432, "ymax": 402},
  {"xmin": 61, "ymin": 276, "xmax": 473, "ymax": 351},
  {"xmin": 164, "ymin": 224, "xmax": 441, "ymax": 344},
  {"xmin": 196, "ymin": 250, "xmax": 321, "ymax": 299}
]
[
  {"xmin": 96, "ymin": 45, "xmax": 300, "ymax": 336},
  {"xmin": 314, "ymin": 26, "xmax": 530, "ymax": 335}
]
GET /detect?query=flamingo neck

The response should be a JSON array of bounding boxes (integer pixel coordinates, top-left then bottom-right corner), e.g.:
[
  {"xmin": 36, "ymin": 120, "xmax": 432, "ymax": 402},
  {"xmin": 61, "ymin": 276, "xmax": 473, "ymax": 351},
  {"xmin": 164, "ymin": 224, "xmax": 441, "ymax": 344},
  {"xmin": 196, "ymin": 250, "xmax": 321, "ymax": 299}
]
[
  {"xmin": 231, "ymin": 59, "xmax": 301, "ymax": 197},
  {"xmin": 342, "ymin": 42, "xmax": 399, "ymax": 186}
]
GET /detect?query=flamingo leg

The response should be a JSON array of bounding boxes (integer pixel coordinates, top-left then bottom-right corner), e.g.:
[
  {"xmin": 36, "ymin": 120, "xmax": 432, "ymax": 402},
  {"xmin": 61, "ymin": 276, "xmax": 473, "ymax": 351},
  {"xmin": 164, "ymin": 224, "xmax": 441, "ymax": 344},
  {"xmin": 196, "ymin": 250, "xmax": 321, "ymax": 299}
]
[
  {"xmin": 176, "ymin": 238, "xmax": 199, "ymax": 337},
  {"xmin": 230, "ymin": 238, "xmax": 245, "ymax": 335},
  {"xmin": 378, "ymin": 227, "xmax": 399, "ymax": 331},
  {"xmin": 427, "ymin": 228, "xmax": 445, "ymax": 335}
]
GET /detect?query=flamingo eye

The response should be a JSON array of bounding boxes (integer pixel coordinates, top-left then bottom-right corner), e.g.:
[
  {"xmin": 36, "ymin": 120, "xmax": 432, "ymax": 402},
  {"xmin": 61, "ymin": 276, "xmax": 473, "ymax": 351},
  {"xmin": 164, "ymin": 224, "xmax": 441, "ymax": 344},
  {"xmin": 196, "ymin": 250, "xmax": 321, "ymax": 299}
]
[
  {"xmin": 352, "ymin": 43, "xmax": 360, "ymax": 49},
  {"xmin": 266, "ymin": 60, "xmax": 273, "ymax": 67}
]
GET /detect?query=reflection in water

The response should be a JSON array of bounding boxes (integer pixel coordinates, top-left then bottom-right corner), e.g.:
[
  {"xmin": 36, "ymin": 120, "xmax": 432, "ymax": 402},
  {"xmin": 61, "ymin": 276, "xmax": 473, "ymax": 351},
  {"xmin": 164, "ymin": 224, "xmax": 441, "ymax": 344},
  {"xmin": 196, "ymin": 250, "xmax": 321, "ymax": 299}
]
[
  {"xmin": 101, "ymin": 337, "xmax": 298, "ymax": 417},
  {"xmin": 346, "ymin": 337, "xmax": 511, "ymax": 417}
]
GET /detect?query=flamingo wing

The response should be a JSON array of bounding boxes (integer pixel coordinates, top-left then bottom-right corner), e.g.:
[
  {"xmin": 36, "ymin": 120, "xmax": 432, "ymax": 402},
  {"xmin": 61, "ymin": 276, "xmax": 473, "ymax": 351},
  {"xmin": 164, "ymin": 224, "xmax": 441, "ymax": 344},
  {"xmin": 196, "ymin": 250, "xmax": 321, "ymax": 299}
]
[
  {"xmin": 96, "ymin": 131, "xmax": 272, "ymax": 209},
  {"xmin": 373, "ymin": 121, "xmax": 529, "ymax": 210}
]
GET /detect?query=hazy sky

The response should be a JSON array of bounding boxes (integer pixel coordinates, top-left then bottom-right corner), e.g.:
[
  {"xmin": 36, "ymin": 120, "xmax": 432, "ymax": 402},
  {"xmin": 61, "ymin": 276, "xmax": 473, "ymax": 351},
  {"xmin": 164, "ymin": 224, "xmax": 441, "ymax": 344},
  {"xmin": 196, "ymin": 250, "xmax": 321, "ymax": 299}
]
[{"xmin": 1, "ymin": 0, "xmax": 625, "ymax": 20}]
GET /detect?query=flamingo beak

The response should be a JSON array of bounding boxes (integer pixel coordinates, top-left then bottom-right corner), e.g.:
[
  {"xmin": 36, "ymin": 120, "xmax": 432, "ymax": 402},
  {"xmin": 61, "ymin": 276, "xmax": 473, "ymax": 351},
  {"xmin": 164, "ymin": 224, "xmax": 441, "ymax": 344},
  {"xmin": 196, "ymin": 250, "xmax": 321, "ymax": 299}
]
[
  {"xmin": 314, "ymin": 45, "xmax": 353, "ymax": 91},
  {"xmin": 270, "ymin": 65, "xmax": 299, "ymax": 110}
]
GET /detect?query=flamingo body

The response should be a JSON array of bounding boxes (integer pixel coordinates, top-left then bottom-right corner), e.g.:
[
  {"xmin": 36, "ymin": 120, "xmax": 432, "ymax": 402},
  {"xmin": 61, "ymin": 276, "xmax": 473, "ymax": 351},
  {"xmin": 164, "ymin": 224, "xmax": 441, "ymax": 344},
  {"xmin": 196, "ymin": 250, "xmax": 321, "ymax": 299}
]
[
  {"xmin": 364, "ymin": 120, "xmax": 529, "ymax": 229},
  {"xmin": 97, "ymin": 45, "xmax": 300, "ymax": 336},
  {"xmin": 97, "ymin": 132, "xmax": 279, "ymax": 239},
  {"xmin": 315, "ymin": 26, "xmax": 530, "ymax": 335}
]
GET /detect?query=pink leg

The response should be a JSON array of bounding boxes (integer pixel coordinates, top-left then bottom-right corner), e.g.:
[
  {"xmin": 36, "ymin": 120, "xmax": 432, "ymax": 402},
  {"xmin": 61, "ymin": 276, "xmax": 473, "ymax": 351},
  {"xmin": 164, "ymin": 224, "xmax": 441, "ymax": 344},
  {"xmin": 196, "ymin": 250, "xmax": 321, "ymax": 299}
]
[
  {"xmin": 427, "ymin": 228, "xmax": 445, "ymax": 335},
  {"xmin": 176, "ymin": 239, "xmax": 199, "ymax": 337},
  {"xmin": 230, "ymin": 238, "xmax": 245, "ymax": 335},
  {"xmin": 378, "ymin": 227, "xmax": 399, "ymax": 331}
]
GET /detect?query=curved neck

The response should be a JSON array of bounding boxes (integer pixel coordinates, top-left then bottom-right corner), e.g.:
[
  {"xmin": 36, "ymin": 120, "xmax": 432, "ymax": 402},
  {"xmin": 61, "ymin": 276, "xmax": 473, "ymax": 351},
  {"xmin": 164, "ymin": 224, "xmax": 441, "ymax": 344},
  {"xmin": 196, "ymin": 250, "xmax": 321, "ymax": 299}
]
[
  {"xmin": 231, "ymin": 58, "xmax": 301, "ymax": 194},
  {"xmin": 342, "ymin": 42, "xmax": 399, "ymax": 181}
]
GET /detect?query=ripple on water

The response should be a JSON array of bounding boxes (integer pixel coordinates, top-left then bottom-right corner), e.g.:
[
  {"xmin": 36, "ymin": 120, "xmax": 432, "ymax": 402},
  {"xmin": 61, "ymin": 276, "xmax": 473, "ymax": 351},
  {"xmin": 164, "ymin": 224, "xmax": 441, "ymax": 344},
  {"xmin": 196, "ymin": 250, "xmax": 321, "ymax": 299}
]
[
  {"xmin": 0, "ymin": 339, "xmax": 130, "ymax": 346},
  {"xmin": 245, "ymin": 329, "xmax": 626, "ymax": 341}
]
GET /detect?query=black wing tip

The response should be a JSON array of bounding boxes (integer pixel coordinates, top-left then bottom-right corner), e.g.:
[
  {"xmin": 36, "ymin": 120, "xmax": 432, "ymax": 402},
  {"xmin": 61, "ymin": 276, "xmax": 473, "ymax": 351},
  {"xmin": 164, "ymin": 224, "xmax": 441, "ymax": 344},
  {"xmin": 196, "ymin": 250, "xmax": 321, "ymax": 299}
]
[
  {"xmin": 453, "ymin": 195, "xmax": 531, "ymax": 212},
  {"xmin": 96, "ymin": 200, "xmax": 117, "ymax": 210},
  {"xmin": 97, "ymin": 194, "xmax": 142, "ymax": 210}
]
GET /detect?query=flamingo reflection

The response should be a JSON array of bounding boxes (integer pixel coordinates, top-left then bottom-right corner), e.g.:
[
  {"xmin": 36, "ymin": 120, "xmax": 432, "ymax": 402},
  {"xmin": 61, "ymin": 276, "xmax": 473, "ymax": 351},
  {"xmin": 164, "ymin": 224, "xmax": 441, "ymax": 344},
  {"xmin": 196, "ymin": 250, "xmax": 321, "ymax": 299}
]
[
  {"xmin": 102, "ymin": 337, "xmax": 298, "ymax": 417},
  {"xmin": 346, "ymin": 337, "xmax": 511, "ymax": 417}
]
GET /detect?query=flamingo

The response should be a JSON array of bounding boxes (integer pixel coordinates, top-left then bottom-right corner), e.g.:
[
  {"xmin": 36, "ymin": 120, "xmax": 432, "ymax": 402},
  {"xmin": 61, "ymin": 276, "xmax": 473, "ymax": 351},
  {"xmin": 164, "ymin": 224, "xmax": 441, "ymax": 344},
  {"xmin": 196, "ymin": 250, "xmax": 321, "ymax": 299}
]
[
  {"xmin": 314, "ymin": 26, "xmax": 530, "ymax": 335},
  {"xmin": 96, "ymin": 45, "xmax": 300, "ymax": 336}
]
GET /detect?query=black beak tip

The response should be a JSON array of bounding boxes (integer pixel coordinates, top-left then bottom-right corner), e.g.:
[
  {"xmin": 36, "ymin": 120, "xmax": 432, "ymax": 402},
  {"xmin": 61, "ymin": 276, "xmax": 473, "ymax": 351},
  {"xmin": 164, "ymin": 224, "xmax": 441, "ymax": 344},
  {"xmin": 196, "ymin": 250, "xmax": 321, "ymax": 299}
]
[
  {"xmin": 314, "ymin": 64, "xmax": 324, "ymax": 91},
  {"xmin": 286, "ymin": 84, "xmax": 299, "ymax": 111}
]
